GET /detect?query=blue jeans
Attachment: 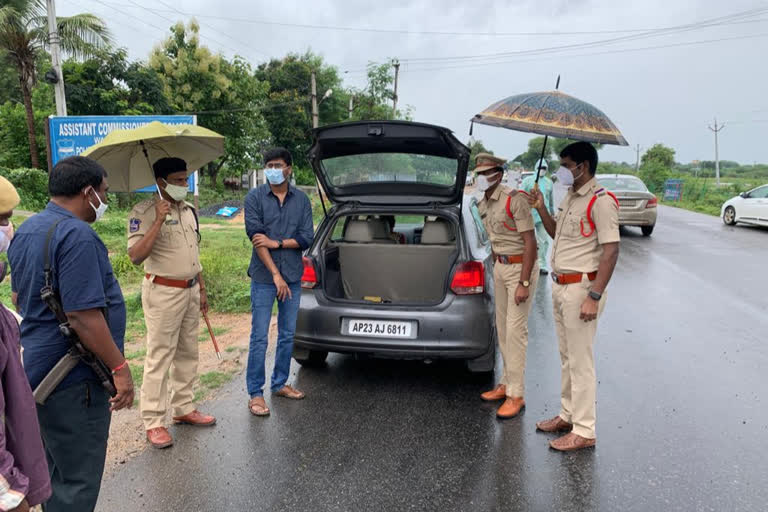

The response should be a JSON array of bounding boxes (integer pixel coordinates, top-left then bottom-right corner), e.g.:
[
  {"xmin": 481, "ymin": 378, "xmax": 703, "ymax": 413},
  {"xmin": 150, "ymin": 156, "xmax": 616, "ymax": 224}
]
[{"xmin": 246, "ymin": 280, "xmax": 302, "ymax": 397}]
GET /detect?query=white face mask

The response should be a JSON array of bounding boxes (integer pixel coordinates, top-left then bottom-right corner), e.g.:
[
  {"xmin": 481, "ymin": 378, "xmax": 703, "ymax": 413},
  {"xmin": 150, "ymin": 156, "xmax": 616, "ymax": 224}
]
[
  {"xmin": 554, "ymin": 164, "xmax": 584, "ymax": 187},
  {"xmin": 476, "ymin": 173, "xmax": 501, "ymax": 192},
  {"xmin": 163, "ymin": 179, "xmax": 188, "ymax": 202},
  {"xmin": 87, "ymin": 187, "xmax": 108, "ymax": 221}
]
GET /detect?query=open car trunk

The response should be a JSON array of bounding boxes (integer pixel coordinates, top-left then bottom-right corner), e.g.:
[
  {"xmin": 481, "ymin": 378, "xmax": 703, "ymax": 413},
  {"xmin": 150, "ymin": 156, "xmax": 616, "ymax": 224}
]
[{"xmin": 321, "ymin": 216, "xmax": 459, "ymax": 305}]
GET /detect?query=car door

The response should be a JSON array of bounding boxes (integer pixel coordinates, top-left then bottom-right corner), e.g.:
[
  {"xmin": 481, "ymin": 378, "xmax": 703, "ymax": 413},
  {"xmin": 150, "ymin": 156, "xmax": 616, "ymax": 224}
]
[
  {"xmin": 749, "ymin": 185, "xmax": 768, "ymax": 224},
  {"xmin": 742, "ymin": 185, "xmax": 768, "ymax": 221}
]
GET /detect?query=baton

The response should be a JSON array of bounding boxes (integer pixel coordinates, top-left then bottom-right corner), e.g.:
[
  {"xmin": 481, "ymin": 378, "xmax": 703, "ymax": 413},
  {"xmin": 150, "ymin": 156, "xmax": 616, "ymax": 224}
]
[{"xmin": 202, "ymin": 310, "xmax": 222, "ymax": 360}]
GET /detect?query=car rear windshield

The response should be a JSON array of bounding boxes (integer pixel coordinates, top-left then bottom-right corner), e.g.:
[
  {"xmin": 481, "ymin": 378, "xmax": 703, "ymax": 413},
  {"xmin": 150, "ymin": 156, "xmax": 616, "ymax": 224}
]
[
  {"xmin": 598, "ymin": 176, "xmax": 648, "ymax": 192},
  {"xmin": 321, "ymin": 153, "xmax": 458, "ymax": 187}
]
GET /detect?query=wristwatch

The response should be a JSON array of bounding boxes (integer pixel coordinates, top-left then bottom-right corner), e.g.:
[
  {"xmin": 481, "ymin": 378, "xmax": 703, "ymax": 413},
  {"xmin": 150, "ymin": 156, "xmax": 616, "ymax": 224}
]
[
  {"xmin": 519, "ymin": 280, "xmax": 530, "ymax": 288},
  {"xmin": 277, "ymin": 239, "xmax": 284, "ymax": 249},
  {"xmin": 588, "ymin": 290, "xmax": 602, "ymax": 301}
]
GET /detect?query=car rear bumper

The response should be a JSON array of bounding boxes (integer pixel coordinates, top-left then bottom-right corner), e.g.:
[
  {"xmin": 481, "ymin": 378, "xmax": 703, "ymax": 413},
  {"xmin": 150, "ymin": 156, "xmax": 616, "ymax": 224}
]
[
  {"xmin": 295, "ymin": 290, "xmax": 494, "ymax": 360},
  {"xmin": 618, "ymin": 208, "xmax": 657, "ymax": 226}
]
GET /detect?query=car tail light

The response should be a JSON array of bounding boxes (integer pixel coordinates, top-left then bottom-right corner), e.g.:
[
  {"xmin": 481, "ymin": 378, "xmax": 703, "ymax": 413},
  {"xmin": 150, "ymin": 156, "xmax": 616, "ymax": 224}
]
[
  {"xmin": 646, "ymin": 196, "xmax": 658, "ymax": 208},
  {"xmin": 301, "ymin": 257, "xmax": 318, "ymax": 289},
  {"xmin": 450, "ymin": 261, "xmax": 485, "ymax": 295}
]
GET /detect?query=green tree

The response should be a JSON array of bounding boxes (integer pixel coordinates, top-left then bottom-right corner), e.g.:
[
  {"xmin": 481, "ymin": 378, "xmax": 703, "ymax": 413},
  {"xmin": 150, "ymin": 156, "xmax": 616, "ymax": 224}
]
[
  {"xmin": 350, "ymin": 60, "xmax": 411, "ymax": 122},
  {"xmin": 641, "ymin": 143, "xmax": 675, "ymax": 168},
  {"xmin": 150, "ymin": 20, "xmax": 270, "ymax": 185},
  {"xmin": 64, "ymin": 48, "xmax": 170, "ymax": 115},
  {"xmin": 0, "ymin": 0, "xmax": 110, "ymax": 168},
  {"xmin": 639, "ymin": 144, "xmax": 676, "ymax": 193},
  {"xmin": 0, "ymin": 82, "xmax": 52, "ymax": 168},
  {"xmin": 468, "ymin": 138, "xmax": 492, "ymax": 165},
  {"xmin": 255, "ymin": 51, "xmax": 349, "ymax": 169}
]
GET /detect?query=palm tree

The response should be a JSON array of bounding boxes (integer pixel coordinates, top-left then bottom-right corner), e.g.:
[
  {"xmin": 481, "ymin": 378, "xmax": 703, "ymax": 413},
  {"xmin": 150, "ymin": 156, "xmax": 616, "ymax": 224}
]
[{"xmin": 0, "ymin": 0, "xmax": 110, "ymax": 168}]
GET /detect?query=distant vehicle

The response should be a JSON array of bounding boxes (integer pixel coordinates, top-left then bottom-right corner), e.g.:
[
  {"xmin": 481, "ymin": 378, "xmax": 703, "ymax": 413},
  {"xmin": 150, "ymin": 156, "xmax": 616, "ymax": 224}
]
[
  {"xmin": 721, "ymin": 184, "xmax": 768, "ymax": 227},
  {"xmin": 596, "ymin": 174, "xmax": 658, "ymax": 236},
  {"xmin": 294, "ymin": 121, "xmax": 496, "ymax": 374}
]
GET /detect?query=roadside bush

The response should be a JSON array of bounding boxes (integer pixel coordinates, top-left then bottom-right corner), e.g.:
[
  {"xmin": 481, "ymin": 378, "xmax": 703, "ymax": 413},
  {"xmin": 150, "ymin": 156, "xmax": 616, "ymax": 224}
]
[
  {"xmin": 0, "ymin": 167, "xmax": 48, "ymax": 211},
  {"xmin": 293, "ymin": 166, "xmax": 315, "ymax": 186},
  {"xmin": 638, "ymin": 162, "xmax": 671, "ymax": 194}
]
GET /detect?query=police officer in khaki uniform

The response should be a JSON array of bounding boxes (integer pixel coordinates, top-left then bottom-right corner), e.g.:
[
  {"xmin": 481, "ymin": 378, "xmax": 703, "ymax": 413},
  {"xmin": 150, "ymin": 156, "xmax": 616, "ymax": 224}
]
[
  {"xmin": 127, "ymin": 158, "xmax": 215, "ymax": 449},
  {"xmin": 529, "ymin": 142, "xmax": 620, "ymax": 451},
  {"xmin": 475, "ymin": 153, "xmax": 539, "ymax": 419}
]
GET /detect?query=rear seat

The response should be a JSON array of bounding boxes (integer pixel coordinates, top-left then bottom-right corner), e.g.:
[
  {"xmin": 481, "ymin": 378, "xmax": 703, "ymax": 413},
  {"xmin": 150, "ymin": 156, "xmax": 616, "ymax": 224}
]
[
  {"xmin": 421, "ymin": 218, "xmax": 455, "ymax": 244},
  {"xmin": 335, "ymin": 217, "xmax": 458, "ymax": 302}
]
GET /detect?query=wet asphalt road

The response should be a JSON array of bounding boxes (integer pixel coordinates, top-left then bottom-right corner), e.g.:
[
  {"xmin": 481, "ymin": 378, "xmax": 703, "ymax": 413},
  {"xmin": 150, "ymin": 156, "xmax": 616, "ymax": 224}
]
[{"xmin": 97, "ymin": 206, "xmax": 768, "ymax": 512}]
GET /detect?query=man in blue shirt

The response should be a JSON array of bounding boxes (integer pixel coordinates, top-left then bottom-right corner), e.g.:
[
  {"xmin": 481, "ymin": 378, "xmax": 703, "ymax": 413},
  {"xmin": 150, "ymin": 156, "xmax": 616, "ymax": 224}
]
[
  {"xmin": 8, "ymin": 156, "xmax": 134, "ymax": 512},
  {"xmin": 244, "ymin": 148, "xmax": 314, "ymax": 417}
]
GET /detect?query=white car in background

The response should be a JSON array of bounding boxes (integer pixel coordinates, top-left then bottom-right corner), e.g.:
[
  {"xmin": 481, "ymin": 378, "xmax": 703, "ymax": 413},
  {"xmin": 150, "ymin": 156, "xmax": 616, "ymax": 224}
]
[{"xmin": 721, "ymin": 184, "xmax": 768, "ymax": 227}]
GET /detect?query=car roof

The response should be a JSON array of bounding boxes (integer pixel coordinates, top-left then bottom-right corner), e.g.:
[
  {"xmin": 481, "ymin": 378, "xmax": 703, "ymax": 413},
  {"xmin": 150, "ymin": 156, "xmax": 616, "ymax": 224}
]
[{"xmin": 597, "ymin": 174, "xmax": 641, "ymax": 179}]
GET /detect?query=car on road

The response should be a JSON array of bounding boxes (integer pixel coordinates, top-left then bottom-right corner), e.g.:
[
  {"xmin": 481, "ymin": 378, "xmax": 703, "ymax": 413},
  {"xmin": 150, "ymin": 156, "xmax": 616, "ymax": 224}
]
[
  {"xmin": 597, "ymin": 174, "xmax": 658, "ymax": 236},
  {"xmin": 294, "ymin": 121, "xmax": 496, "ymax": 373},
  {"xmin": 721, "ymin": 184, "xmax": 768, "ymax": 227}
]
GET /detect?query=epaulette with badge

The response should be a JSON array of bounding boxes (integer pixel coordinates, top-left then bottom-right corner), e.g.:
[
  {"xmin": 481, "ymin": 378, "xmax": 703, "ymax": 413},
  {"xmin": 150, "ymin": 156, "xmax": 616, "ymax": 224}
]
[{"xmin": 132, "ymin": 198, "xmax": 156, "ymax": 215}]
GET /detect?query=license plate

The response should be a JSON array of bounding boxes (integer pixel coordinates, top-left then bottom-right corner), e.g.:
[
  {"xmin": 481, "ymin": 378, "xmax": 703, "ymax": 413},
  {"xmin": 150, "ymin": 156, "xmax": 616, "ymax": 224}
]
[
  {"xmin": 344, "ymin": 319, "xmax": 415, "ymax": 339},
  {"xmin": 618, "ymin": 199, "xmax": 637, "ymax": 207}
]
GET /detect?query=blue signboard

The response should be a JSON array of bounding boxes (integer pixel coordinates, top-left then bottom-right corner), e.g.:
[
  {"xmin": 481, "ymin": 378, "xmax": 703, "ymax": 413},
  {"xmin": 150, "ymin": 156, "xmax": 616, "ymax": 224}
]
[
  {"xmin": 663, "ymin": 179, "xmax": 683, "ymax": 201},
  {"xmin": 48, "ymin": 115, "xmax": 197, "ymax": 192}
]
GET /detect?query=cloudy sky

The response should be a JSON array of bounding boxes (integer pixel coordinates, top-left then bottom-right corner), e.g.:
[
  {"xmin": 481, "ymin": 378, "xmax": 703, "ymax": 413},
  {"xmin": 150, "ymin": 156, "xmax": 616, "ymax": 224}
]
[{"xmin": 61, "ymin": 0, "xmax": 768, "ymax": 164}]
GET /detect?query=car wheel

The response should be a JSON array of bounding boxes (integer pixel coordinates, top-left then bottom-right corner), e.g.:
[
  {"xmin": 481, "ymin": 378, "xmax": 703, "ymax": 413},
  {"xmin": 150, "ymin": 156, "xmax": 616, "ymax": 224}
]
[
  {"xmin": 294, "ymin": 350, "xmax": 328, "ymax": 367},
  {"xmin": 641, "ymin": 225, "xmax": 655, "ymax": 237},
  {"xmin": 723, "ymin": 206, "xmax": 737, "ymax": 226}
]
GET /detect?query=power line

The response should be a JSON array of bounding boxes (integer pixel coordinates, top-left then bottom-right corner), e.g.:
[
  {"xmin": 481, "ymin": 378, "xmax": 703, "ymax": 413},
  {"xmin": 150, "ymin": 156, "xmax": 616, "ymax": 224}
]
[
  {"xmin": 94, "ymin": 1, "xmax": 768, "ymax": 38},
  {"xmin": 149, "ymin": 0, "xmax": 269, "ymax": 58},
  {"xmin": 391, "ymin": 31, "xmax": 768, "ymax": 73},
  {"xmin": 395, "ymin": 7, "xmax": 768, "ymax": 65}
]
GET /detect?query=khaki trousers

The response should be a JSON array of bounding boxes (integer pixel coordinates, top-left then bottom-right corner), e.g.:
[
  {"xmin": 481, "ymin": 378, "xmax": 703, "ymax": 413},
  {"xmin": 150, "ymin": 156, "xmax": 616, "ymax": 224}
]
[
  {"xmin": 551, "ymin": 275, "xmax": 607, "ymax": 439},
  {"xmin": 140, "ymin": 278, "xmax": 200, "ymax": 429},
  {"xmin": 493, "ymin": 261, "xmax": 539, "ymax": 398}
]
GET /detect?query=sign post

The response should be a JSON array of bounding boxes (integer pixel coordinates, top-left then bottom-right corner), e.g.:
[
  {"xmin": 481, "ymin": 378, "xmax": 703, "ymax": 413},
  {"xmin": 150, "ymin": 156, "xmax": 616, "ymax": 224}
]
[{"xmin": 48, "ymin": 115, "xmax": 199, "ymax": 193}]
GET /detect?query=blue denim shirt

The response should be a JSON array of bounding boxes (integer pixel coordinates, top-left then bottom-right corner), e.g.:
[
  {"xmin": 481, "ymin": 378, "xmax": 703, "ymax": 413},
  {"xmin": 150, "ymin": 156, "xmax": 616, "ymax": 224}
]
[
  {"xmin": 8, "ymin": 202, "xmax": 126, "ymax": 392},
  {"xmin": 245, "ymin": 184, "xmax": 314, "ymax": 284}
]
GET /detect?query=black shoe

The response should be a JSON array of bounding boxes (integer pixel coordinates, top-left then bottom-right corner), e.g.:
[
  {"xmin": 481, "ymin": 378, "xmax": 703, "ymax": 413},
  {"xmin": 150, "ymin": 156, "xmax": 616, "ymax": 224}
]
[{"xmin": 539, "ymin": 269, "xmax": 549, "ymax": 276}]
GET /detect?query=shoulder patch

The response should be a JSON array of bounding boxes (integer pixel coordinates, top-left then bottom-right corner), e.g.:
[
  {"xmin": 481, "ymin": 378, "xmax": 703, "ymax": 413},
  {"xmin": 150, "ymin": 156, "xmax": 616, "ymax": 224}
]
[
  {"xmin": 133, "ymin": 199, "xmax": 156, "ymax": 215},
  {"xmin": 129, "ymin": 218, "xmax": 141, "ymax": 233}
]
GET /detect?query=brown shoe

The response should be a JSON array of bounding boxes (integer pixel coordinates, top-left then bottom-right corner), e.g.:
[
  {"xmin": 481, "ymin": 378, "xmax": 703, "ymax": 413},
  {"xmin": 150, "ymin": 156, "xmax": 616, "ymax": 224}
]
[
  {"xmin": 536, "ymin": 415, "xmax": 573, "ymax": 433},
  {"xmin": 146, "ymin": 427, "xmax": 173, "ymax": 449},
  {"xmin": 274, "ymin": 385, "xmax": 305, "ymax": 400},
  {"xmin": 496, "ymin": 397, "xmax": 525, "ymax": 419},
  {"xmin": 549, "ymin": 432, "xmax": 596, "ymax": 452},
  {"xmin": 480, "ymin": 384, "xmax": 506, "ymax": 402},
  {"xmin": 172, "ymin": 410, "xmax": 216, "ymax": 427}
]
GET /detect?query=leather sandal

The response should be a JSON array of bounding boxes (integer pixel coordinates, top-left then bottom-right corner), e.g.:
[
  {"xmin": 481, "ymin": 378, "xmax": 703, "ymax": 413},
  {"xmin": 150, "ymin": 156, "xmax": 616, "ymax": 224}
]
[
  {"xmin": 274, "ymin": 385, "xmax": 305, "ymax": 400},
  {"xmin": 248, "ymin": 397, "xmax": 270, "ymax": 416}
]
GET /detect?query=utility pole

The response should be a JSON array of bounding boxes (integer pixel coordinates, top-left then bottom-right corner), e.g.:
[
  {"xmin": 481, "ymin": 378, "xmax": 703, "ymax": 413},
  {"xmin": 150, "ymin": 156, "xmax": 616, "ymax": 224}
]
[
  {"xmin": 708, "ymin": 118, "xmax": 725, "ymax": 186},
  {"xmin": 634, "ymin": 144, "xmax": 641, "ymax": 173},
  {"xmin": 46, "ymin": 0, "xmax": 67, "ymax": 116},
  {"xmin": 348, "ymin": 95, "xmax": 354, "ymax": 119},
  {"xmin": 392, "ymin": 60, "xmax": 400, "ymax": 119},
  {"xmin": 310, "ymin": 70, "xmax": 319, "ymax": 129}
]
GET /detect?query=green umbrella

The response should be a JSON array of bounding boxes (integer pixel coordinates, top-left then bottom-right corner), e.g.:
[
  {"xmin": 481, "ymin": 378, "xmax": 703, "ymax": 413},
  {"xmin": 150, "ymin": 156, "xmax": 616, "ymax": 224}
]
[{"xmin": 81, "ymin": 121, "xmax": 225, "ymax": 192}]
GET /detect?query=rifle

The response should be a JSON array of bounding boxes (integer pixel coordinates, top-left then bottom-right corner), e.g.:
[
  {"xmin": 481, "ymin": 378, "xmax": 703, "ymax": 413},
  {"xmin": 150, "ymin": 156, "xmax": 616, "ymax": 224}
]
[{"xmin": 32, "ymin": 219, "xmax": 117, "ymax": 405}]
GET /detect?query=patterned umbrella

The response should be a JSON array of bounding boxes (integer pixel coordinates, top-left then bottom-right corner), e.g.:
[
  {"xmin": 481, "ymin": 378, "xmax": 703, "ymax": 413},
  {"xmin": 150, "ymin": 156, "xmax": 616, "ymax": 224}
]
[{"xmin": 472, "ymin": 90, "xmax": 628, "ymax": 146}]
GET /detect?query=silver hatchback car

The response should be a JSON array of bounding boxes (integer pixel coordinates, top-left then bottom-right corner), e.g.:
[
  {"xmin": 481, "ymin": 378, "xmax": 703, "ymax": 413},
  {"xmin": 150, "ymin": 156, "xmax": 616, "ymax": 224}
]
[{"xmin": 293, "ymin": 121, "xmax": 496, "ymax": 373}]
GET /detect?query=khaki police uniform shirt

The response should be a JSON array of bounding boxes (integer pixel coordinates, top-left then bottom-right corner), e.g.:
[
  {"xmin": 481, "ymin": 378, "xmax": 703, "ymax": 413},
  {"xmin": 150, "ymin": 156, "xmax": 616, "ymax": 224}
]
[
  {"xmin": 127, "ymin": 196, "xmax": 201, "ymax": 280},
  {"xmin": 551, "ymin": 177, "xmax": 620, "ymax": 274},
  {"xmin": 478, "ymin": 185, "xmax": 535, "ymax": 255}
]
